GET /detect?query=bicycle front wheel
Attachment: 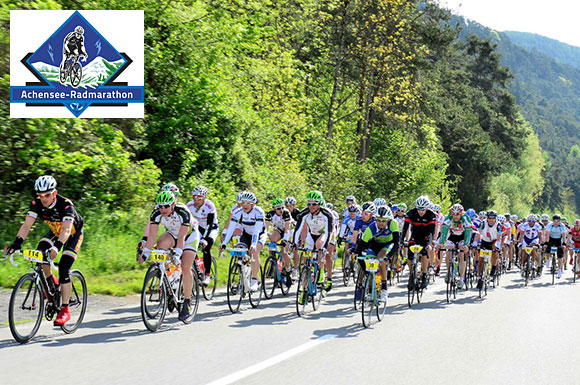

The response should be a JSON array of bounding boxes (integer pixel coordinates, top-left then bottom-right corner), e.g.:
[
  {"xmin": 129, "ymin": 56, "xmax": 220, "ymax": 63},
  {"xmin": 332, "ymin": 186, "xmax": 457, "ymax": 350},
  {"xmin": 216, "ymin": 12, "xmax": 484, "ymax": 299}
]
[
  {"xmin": 342, "ymin": 252, "xmax": 351, "ymax": 286},
  {"xmin": 445, "ymin": 268, "xmax": 453, "ymax": 303},
  {"xmin": 9, "ymin": 273, "xmax": 44, "ymax": 344},
  {"xmin": 361, "ymin": 274, "xmax": 374, "ymax": 328},
  {"xmin": 312, "ymin": 268, "xmax": 323, "ymax": 311},
  {"xmin": 140, "ymin": 267, "xmax": 167, "ymax": 332},
  {"xmin": 249, "ymin": 268, "xmax": 262, "ymax": 308},
  {"xmin": 61, "ymin": 270, "xmax": 87, "ymax": 334},
  {"xmin": 262, "ymin": 256, "xmax": 277, "ymax": 300},
  {"xmin": 296, "ymin": 268, "xmax": 309, "ymax": 317},
  {"xmin": 408, "ymin": 271, "xmax": 415, "ymax": 307},
  {"xmin": 202, "ymin": 256, "xmax": 217, "ymax": 300},
  {"xmin": 71, "ymin": 62, "xmax": 82, "ymax": 87},
  {"xmin": 227, "ymin": 263, "xmax": 243, "ymax": 313}
]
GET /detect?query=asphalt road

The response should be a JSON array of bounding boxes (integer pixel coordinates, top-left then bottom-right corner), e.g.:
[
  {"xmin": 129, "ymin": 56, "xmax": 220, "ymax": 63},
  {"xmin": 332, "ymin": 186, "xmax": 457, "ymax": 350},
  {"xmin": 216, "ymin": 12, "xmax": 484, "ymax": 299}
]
[{"xmin": 1, "ymin": 266, "xmax": 579, "ymax": 385}]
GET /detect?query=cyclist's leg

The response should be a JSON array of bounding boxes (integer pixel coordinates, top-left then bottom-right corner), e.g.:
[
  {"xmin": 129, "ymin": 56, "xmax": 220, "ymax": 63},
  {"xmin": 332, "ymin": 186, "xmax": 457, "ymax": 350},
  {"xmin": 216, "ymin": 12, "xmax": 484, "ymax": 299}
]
[
  {"xmin": 38, "ymin": 231, "xmax": 58, "ymax": 280},
  {"xmin": 182, "ymin": 233, "xmax": 200, "ymax": 299},
  {"xmin": 251, "ymin": 234, "xmax": 265, "ymax": 279},
  {"xmin": 202, "ymin": 228, "xmax": 218, "ymax": 275},
  {"xmin": 59, "ymin": 230, "xmax": 83, "ymax": 305}
]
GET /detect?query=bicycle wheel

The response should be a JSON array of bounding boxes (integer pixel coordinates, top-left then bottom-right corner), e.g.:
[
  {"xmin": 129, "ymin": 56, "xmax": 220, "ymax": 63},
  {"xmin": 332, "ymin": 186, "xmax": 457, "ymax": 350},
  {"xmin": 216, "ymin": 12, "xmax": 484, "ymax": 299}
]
[
  {"xmin": 262, "ymin": 256, "xmax": 277, "ymax": 300},
  {"xmin": 179, "ymin": 268, "xmax": 200, "ymax": 324},
  {"xmin": 280, "ymin": 266, "xmax": 291, "ymax": 296},
  {"xmin": 446, "ymin": 267, "xmax": 453, "ymax": 303},
  {"xmin": 227, "ymin": 263, "xmax": 243, "ymax": 313},
  {"xmin": 71, "ymin": 62, "xmax": 82, "ymax": 87},
  {"xmin": 9, "ymin": 273, "xmax": 44, "ymax": 344},
  {"xmin": 574, "ymin": 256, "xmax": 577, "ymax": 283},
  {"xmin": 408, "ymin": 270, "xmax": 415, "ymax": 308},
  {"xmin": 353, "ymin": 268, "xmax": 364, "ymax": 310},
  {"xmin": 416, "ymin": 277, "xmax": 423, "ymax": 304},
  {"xmin": 249, "ymin": 267, "xmax": 262, "ymax": 308},
  {"xmin": 202, "ymin": 256, "xmax": 218, "ymax": 300},
  {"xmin": 296, "ymin": 267, "xmax": 309, "ymax": 316},
  {"xmin": 61, "ymin": 270, "xmax": 87, "ymax": 334},
  {"xmin": 551, "ymin": 257, "xmax": 556, "ymax": 285},
  {"xmin": 312, "ymin": 267, "xmax": 323, "ymax": 311},
  {"xmin": 140, "ymin": 267, "xmax": 167, "ymax": 332},
  {"xmin": 361, "ymin": 274, "xmax": 374, "ymax": 328},
  {"xmin": 342, "ymin": 252, "xmax": 351, "ymax": 286},
  {"xmin": 376, "ymin": 283, "xmax": 387, "ymax": 322}
]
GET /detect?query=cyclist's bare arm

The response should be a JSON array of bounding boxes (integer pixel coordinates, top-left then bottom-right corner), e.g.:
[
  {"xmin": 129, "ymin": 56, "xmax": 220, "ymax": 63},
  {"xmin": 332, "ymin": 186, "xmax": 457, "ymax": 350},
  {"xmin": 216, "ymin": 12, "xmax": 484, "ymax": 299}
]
[
  {"xmin": 50, "ymin": 221, "xmax": 73, "ymax": 259},
  {"xmin": 145, "ymin": 224, "xmax": 160, "ymax": 250},
  {"xmin": 16, "ymin": 216, "xmax": 36, "ymax": 242},
  {"xmin": 176, "ymin": 225, "xmax": 188, "ymax": 251}
]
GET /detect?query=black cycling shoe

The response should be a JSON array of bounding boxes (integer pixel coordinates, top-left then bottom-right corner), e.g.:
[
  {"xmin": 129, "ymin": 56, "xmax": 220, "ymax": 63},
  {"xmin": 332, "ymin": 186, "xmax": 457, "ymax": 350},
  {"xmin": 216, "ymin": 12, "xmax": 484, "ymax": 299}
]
[
  {"xmin": 477, "ymin": 278, "xmax": 483, "ymax": 290},
  {"xmin": 178, "ymin": 300, "xmax": 191, "ymax": 322},
  {"xmin": 421, "ymin": 276, "xmax": 428, "ymax": 289}
]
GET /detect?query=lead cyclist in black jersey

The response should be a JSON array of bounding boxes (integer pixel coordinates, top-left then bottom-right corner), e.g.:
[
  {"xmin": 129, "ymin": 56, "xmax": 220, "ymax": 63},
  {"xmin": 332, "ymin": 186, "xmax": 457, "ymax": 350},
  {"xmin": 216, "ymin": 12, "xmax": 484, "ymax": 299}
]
[{"xmin": 4, "ymin": 175, "xmax": 84, "ymax": 326}]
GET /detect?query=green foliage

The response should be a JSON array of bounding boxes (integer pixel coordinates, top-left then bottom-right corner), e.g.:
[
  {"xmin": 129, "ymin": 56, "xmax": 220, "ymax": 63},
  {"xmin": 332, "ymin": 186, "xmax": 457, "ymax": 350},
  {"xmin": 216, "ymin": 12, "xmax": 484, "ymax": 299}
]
[{"xmin": 504, "ymin": 31, "xmax": 580, "ymax": 69}]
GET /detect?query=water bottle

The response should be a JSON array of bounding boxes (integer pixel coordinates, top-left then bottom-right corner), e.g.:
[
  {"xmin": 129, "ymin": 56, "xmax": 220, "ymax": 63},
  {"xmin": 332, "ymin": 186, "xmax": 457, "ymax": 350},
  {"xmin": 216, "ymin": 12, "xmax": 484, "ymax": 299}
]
[
  {"xmin": 243, "ymin": 263, "xmax": 251, "ymax": 289},
  {"xmin": 196, "ymin": 256, "xmax": 205, "ymax": 275},
  {"xmin": 375, "ymin": 273, "xmax": 381, "ymax": 292},
  {"xmin": 172, "ymin": 267, "xmax": 181, "ymax": 291},
  {"xmin": 277, "ymin": 258, "xmax": 283, "ymax": 273}
]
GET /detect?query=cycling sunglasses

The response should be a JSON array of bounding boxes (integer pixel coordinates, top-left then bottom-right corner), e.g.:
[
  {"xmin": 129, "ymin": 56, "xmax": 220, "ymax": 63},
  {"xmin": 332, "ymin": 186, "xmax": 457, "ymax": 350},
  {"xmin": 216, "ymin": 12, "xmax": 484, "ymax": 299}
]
[
  {"xmin": 274, "ymin": 205, "xmax": 284, "ymax": 210},
  {"xmin": 417, "ymin": 207, "xmax": 426, "ymax": 211},
  {"xmin": 376, "ymin": 218, "xmax": 389, "ymax": 223},
  {"xmin": 159, "ymin": 204, "xmax": 172, "ymax": 209},
  {"xmin": 307, "ymin": 202, "xmax": 319, "ymax": 206},
  {"xmin": 37, "ymin": 191, "xmax": 54, "ymax": 198}
]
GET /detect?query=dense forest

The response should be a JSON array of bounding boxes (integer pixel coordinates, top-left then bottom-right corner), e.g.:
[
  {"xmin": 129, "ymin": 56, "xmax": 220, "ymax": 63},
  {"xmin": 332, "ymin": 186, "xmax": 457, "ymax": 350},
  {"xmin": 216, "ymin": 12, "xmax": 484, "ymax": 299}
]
[
  {"xmin": 0, "ymin": 0, "xmax": 572, "ymax": 291},
  {"xmin": 452, "ymin": 15, "xmax": 580, "ymax": 216}
]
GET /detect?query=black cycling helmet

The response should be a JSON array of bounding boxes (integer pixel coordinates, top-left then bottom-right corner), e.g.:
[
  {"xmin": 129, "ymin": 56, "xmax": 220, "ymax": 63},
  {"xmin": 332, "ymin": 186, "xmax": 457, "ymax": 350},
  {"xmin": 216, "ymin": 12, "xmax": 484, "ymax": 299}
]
[
  {"xmin": 553, "ymin": 214, "xmax": 561, "ymax": 221},
  {"xmin": 486, "ymin": 210, "xmax": 497, "ymax": 219}
]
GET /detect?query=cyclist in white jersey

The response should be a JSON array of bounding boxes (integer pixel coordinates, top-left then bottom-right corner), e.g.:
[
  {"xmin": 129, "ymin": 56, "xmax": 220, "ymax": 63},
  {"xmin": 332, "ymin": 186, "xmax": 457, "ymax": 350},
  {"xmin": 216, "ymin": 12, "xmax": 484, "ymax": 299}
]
[
  {"xmin": 342, "ymin": 195, "xmax": 357, "ymax": 220},
  {"xmin": 220, "ymin": 192, "xmax": 266, "ymax": 292},
  {"xmin": 476, "ymin": 210, "xmax": 503, "ymax": 289},
  {"xmin": 292, "ymin": 191, "xmax": 335, "ymax": 291},
  {"xmin": 516, "ymin": 214, "xmax": 542, "ymax": 276},
  {"xmin": 186, "ymin": 186, "xmax": 219, "ymax": 286},
  {"xmin": 265, "ymin": 198, "xmax": 292, "ymax": 272},
  {"xmin": 284, "ymin": 196, "xmax": 301, "ymax": 278},
  {"xmin": 325, "ymin": 202, "xmax": 341, "ymax": 273},
  {"xmin": 141, "ymin": 191, "xmax": 200, "ymax": 321}
]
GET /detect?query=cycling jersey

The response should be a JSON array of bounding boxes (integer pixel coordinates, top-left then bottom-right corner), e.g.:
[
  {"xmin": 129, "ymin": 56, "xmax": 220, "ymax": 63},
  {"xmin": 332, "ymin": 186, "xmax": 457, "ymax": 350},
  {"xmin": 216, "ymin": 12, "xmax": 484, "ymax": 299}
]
[
  {"xmin": 478, "ymin": 220, "xmax": 502, "ymax": 243},
  {"xmin": 518, "ymin": 222, "xmax": 542, "ymax": 245},
  {"xmin": 355, "ymin": 220, "xmax": 399, "ymax": 258},
  {"xmin": 27, "ymin": 195, "xmax": 83, "ymax": 236},
  {"xmin": 265, "ymin": 209, "xmax": 291, "ymax": 234},
  {"xmin": 293, "ymin": 207, "xmax": 334, "ymax": 248},
  {"xmin": 402, "ymin": 208, "xmax": 437, "ymax": 245},
  {"xmin": 289, "ymin": 208, "xmax": 301, "ymax": 223},
  {"xmin": 150, "ymin": 204, "xmax": 194, "ymax": 237},
  {"xmin": 569, "ymin": 227, "xmax": 580, "ymax": 246},
  {"xmin": 544, "ymin": 222, "xmax": 567, "ymax": 239},
  {"xmin": 223, "ymin": 206, "xmax": 265, "ymax": 247},
  {"xmin": 438, "ymin": 213, "xmax": 473, "ymax": 245},
  {"xmin": 186, "ymin": 199, "xmax": 219, "ymax": 240},
  {"xmin": 354, "ymin": 217, "xmax": 375, "ymax": 238},
  {"xmin": 339, "ymin": 215, "xmax": 360, "ymax": 239},
  {"xmin": 395, "ymin": 215, "xmax": 406, "ymax": 233}
]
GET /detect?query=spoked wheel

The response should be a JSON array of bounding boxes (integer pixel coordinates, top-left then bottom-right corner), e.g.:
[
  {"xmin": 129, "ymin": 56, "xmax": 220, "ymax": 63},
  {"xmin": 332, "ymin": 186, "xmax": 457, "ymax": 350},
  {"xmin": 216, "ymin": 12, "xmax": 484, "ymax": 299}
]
[
  {"xmin": 446, "ymin": 268, "xmax": 453, "ymax": 303},
  {"xmin": 71, "ymin": 62, "xmax": 82, "ymax": 87},
  {"xmin": 9, "ymin": 273, "xmax": 44, "ymax": 344},
  {"xmin": 312, "ymin": 268, "xmax": 323, "ymax": 311},
  {"xmin": 61, "ymin": 270, "xmax": 87, "ymax": 334},
  {"xmin": 179, "ymin": 269, "xmax": 200, "ymax": 324},
  {"xmin": 227, "ymin": 263, "xmax": 243, "ymax": 313},
  {"xmin": 416, "ymin": 279, "xmax": 423, "ymax": 304},
  {"xmin": 141, "ymin": 267, "xmax": 167, "ymax": 332},
  {"xmin": 296, "ymin": 268, "xmax": 309, "ymax": 317},
  {"xmin": 574, "ymin": 257, "xmax": 578, "ymax": 283},
  {"xmin": 376, "ymin": 283, "xmax": 387, "ymax": 322},
  {"xmin": 479, "ymin": 277, "xmax": 484, "ymax": 299},
  {"xmin": 362, "ymin": 274, "xmax": 374, "ymax": 328},
  {"xmin": 342, "ymin": 253, "xmax": 351, "ymax": 286},
  {"xmin": 280, "ymin": 267, "xmax": 291, "ymax": 296},
  {"xmin": 353, "ymin": 270, "xmax": 364, "ymax": 310},
  {"xmin": 408, "ymin": 272, "xmax": 415, "ymax": 308},
  {"xmin": 262, "ymin": 256, "xmax": 277, "ymax": 300},
  {"xmin": 249, "ymin": 268, "xmax": 262, "ymax": 308},
  {"xmin": 202, "ymin": 256, "xmax": 218, "ymax": 300},
  {"xmin": 551, "ymin": 258, "xmax": 556, "ymax": 285}
]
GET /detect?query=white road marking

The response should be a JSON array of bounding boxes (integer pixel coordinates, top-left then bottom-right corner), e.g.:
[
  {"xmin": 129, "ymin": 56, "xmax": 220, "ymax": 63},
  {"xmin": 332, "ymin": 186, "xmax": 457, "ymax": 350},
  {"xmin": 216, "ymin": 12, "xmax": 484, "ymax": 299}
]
[{"xmin": 206, "ymin": 334, "xmax": 337, "ymax": 385}]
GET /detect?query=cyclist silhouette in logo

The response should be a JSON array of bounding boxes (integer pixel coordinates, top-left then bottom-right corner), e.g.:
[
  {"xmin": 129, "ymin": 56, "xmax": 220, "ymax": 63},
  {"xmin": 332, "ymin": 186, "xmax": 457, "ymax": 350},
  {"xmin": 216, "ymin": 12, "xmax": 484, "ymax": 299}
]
[{"xmin": 59, "ymin": 26, "xmax": 88, "ymax": 87}]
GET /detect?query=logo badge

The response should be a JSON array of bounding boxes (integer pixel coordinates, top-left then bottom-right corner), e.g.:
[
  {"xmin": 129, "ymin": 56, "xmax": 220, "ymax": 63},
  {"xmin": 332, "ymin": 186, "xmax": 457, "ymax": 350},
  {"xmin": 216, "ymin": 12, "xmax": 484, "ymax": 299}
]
[{"xmin": 10, "ymin": 10, "xmax": 144, "ymax": 118}]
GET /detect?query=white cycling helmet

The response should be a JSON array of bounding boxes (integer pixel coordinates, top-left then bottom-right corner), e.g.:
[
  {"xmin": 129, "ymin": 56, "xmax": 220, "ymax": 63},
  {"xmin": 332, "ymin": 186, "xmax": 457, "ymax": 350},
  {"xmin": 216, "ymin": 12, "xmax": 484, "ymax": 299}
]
[
  {"xmin": 540, "ymin": 214, "xmax": 549, "ymax": 221},
  {"xmin": 284, "ymin": 196, "xmax": 297, "ymax": 205},
  {"xmin": 325, "ymin": 202, "xmax": 334, "ymax": 210},
  {"xmin": 415, "ymin": 195, "xmax": 430, "ymax": 209},
  {"xmin": 373, "ymin": 198, "xmax": 386, "ymax": 207},
  {"xmin": 361, "ymin": 202, "xmax": 376, "ymax": 213},
  {"xmin": 497, "ymin": 215, "xmax": 506, "ymax": 224},
  {"xmin": 239, "ymin": 191, "xmax": 257, "ymax": 204},
  {"xmin": 376, "ymin": 206, "xmax": 393, "ymax": 220},
  {"xmin": 235, "ymin": 191, "xmax": 245, "ymax": 203},
  {"xmin": 192, "ymin": 186, "xmax": 208, "ymax": 197},
  {"xmin": 345, "ymin": 195, "xmax": 356, "ymax": 202},
  {"xmin": 34, "ymin": 175, "xmax": 57, "ymax": 193}
]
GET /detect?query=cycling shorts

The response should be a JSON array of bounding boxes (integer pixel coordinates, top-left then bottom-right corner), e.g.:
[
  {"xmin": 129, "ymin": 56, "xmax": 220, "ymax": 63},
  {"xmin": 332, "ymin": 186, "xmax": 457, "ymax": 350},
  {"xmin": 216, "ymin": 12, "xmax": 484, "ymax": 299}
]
[
  {"xmin": 445, "ymin": 233, "xmax": 465, "ymax": 248},
  {"xmin": 305, "ymin": 232, "xmax": 327, "ymax": 250},
  {"xmin": 38, "ymin": 229, "xmax": 84, "ymax": 260},
  {"xmin": 237, "ymin": 230, "xmax": 266, "ymax": 249}
]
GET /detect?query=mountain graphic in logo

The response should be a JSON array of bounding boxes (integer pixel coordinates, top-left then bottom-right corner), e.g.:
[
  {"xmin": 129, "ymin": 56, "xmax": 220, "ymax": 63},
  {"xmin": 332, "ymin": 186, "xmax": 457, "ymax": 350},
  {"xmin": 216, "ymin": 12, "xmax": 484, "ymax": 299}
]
[{"xmin": 32, "ymin": 57, "xmax": 125, "ymax": 89}]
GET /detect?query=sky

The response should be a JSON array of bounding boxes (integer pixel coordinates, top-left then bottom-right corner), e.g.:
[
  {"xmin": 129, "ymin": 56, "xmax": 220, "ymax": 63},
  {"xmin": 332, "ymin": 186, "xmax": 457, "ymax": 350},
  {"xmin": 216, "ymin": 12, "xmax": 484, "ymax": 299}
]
[{"xmin": 439, "ymin": 0, "xmax": 580, "ymax": 48}]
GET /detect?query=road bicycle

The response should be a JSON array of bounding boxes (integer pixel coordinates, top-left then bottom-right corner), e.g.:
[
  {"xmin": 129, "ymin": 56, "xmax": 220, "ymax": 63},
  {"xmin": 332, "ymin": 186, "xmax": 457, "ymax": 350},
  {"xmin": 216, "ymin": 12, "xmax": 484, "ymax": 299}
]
[
  {"xmin": 479, "ymin": 249, "xmax": 492, "ymax": 298},
  {"xmin": 262, "ymin": 242, "xmax": 291, "ymax": 299},
  {"xmin": 141, "ymin": 249, "xmax": 199, "ymax": 331},
  {"xmin": 224, "ymin": 247, "xmax": 262, "ymax": 313},
  {"xmin": 571, "ymin": 248, "xmax": 579, "ymax": 283},
  {"xmin": 359, "ymin": 246, "xmax": 392, "ymax": 328},
  {"xmin": 407, "ymin": 245, "xmax": 425, "ymax": 307},
  {"xmin": 547, "ymin": 246, "xmax": 559, "ymax": 285},
  {"xmin": 6, "ymin": 249, "xmax": 87, "ymax": 343},
  {"xmin": 59, "ymin": 54, "xmax": 83, "ymax": 87},
  {"xmin": 445, "ymin": 248, "xmax": 461, "ymax": 303},
  {"xmin": 522, "ymin": 246, "xmax": 537, "ymax": 286},
  {"xmin": 296, "ymin": 248, "xmax": 324, "ymax": 317},
  {"xmin": 341, "ymin": 240, "xmax": 357, "ymax": 286}
]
